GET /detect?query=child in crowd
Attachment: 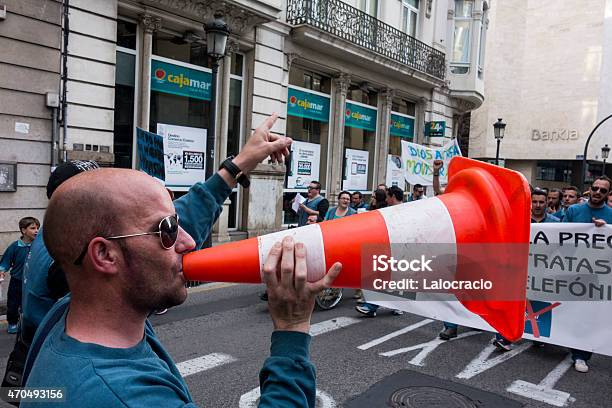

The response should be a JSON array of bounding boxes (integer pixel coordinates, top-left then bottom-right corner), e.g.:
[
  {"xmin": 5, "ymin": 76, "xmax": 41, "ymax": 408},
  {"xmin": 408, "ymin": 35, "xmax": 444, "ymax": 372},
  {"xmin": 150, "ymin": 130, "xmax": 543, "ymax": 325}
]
[{"xmin": 0, "ymin": 217, "xmax": 40, "ymax": 334}]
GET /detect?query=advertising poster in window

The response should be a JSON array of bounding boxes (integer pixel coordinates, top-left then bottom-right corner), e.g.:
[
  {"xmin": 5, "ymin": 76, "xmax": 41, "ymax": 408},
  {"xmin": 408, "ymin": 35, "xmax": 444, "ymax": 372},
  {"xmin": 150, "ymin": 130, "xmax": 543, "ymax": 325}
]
[
  {"xmin": 343, "ymin": 148, "xmax": 369, "ymax": 191},
  {"xmin": 401, "ymin": 138, "xmax": 462, "ymax": 186},
  {"xmin": 287, "ymin": 140, "xmax": 321, "ymax": 189},
  {"xmin": 157, "ymin": 123, "xmax": 207, "ymax": 189},
  {"xmin": 386, "ymin": 154, "xmax": 404, "ymax": 188}
]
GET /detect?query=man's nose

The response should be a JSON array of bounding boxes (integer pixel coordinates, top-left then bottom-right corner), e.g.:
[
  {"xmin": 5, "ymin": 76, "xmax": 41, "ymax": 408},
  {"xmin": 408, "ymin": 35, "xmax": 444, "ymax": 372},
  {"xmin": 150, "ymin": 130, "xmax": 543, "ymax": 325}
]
[{"xmin": 175, "ymin": 226, "xmax": 196, "ymax": 253}]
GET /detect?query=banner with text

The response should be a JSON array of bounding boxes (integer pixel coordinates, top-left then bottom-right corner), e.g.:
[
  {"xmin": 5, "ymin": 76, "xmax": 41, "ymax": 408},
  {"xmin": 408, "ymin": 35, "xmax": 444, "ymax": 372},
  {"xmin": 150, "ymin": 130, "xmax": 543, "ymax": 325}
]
[
  {"xmin": 401, "ymin": 138, "xmax": 462, "ymax": 186},
  {"xmin": 287, "ymin": 140, "xmax": 321, "ymax": 189},
  {"xmin": 157, "ymin": 123, "xmax": 206, "ymax": 189},
  {"xmin": 345, "ymin": 102, "xmax": 377, "ymax": 132},
  {"xmin": 151, "ymin": 59, "xmax": 212, "ymax": 101},
  {"xmin": 287, "ymin": 87, "xmax": 330, "ymax": 122},
  {"xmin": 366, "ymin": 223, "xmax": 612, "ymax": 356},
  {"xmin": 343, "ymin": 148, "xmax": 369, "ymax": 191}
]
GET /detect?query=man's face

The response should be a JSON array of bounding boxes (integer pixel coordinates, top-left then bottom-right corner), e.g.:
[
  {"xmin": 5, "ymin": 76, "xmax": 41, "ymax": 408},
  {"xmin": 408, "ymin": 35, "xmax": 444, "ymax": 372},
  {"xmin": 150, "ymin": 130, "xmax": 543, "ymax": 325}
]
[
  {"xmin": 562, "ymin": 190, "xmax": 578, "ymax": 207},
  {"xmin": 386, "ymin": 193, "xmax": 398, "ymax": 206},
  {"xmin": 118, "ymin": 180, "xmax": 195, "ymax": 312},
  {"xmin": 307, "ymin": 184, "xmax": 319, "ymax": 198},
  {"xmin": 607, "ymin": 193, "xmax": 612, "ymax": 207},
  {"xmin": 414, "ymin": 187, "xmax": 424, "ymax": 198},
  {"xmin": 306, "ymin": 215, "xmax": 318, "ymax": 225},
  {"xmin": 547, "ymin": 191, "xmax": 560, "ymax": 207},
  {"xmin": 351, "ymin": 194, "xmax": 361, "ymax": 206},
  {"xmin": 531, "ymin": 194, "xmax": 547, "ymax": 218},
  {"xmin": 590, "ymin": 179, "xmax": 610, "ymax": 206},
  {"xmin": 21, "ymin": 224, "xmax": 39, "ymax": 241}
]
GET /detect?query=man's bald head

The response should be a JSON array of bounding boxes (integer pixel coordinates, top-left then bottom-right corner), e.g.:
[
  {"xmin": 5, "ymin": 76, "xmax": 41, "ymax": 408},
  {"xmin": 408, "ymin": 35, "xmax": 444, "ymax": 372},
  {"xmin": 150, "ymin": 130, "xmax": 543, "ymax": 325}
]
[{"xmin": 43, "ymin": 169, "xmax": 169, "ymax": 273}]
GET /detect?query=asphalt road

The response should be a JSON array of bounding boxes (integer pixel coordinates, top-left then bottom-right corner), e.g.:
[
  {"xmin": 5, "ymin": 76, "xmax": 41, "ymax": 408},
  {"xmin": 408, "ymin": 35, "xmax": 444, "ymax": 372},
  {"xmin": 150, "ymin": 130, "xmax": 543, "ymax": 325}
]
[{"xmin": 0, "ymin": 283, "xmax": 610, "ymax": 407}]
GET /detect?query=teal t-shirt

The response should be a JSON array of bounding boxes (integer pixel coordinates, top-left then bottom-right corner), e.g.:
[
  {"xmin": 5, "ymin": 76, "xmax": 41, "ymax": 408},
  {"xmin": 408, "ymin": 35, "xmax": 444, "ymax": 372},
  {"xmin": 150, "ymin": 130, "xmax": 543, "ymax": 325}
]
[
  {"xmin": 564, "ymin": 202, "xmax": 612, "ymax": 224},
  {"xmin": 0, "ymin": 239, "xmax": 32, "ymax": 280},
  {"xmin": 23, "ymin": 302, "xmax": 195, "ymax": 407},
  {"xmin": 324, "ymin": 206, "xmax": 356, "ymax": 220}
]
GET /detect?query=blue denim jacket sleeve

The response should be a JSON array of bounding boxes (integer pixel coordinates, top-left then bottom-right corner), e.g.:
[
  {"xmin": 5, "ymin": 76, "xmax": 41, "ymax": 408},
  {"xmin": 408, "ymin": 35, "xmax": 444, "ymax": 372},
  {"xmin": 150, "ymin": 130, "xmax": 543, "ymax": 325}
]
[
  {"xmin": 259, "ymin": 331, "xmax": 316, "ymax": 408},
  {"xmin": 173, "ymin": 173, "xmax": 233, "ymax": 250}
]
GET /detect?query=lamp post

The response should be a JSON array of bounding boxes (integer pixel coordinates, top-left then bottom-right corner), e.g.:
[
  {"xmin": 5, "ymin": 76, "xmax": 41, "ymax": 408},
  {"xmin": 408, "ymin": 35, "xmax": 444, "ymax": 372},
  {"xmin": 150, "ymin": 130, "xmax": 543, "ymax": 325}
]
[
  {"xmin": 202, "ymin": 13, "xmax": 229, "ymax": 249},
  {"xmin": 493, "ymin": 118, "xmax": 506, "ymax": 166},
  {"xmin": 580, "ymin": 113, "xmax": 612, "ymax": 191},
  {"xmin": 603, "ymin": 144, "xmax": 610, "ymax": 175},
  {"xmin": 204, "ymin": 13, "xmax": 230, "ymax": 180}
]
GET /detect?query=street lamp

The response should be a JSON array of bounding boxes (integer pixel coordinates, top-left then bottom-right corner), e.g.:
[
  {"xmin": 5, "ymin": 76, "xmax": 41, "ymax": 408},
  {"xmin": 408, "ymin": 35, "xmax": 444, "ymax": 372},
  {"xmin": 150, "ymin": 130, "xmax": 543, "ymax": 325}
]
[
  {"xmin": 493, "ymin": 118, "xmax": 506, "ymax": 166},
  {"xmin": 603, "ymin": 144, "xmax": 610, "ymax": 175},
  {"xmin": 204, "ymin": 13, "xmax": 230, "ymax": 180},
  {"xmin": 203, "ymin": 13, "xmax": 230, "ymax": 248}
]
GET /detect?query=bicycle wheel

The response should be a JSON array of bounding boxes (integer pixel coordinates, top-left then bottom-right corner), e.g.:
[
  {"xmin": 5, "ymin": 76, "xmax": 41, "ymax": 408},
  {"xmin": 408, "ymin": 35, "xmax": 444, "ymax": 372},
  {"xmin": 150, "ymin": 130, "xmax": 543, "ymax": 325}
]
[{"xmin": 315, "ymin": 288, "xmax": 343, "ymax": 310}]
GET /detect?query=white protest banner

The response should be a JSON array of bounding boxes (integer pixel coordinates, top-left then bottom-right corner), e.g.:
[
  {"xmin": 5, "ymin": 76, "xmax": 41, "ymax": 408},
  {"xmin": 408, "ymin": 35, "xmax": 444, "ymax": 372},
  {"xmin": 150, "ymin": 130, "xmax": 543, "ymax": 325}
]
[
  {"xmin": 386, "ymin": 155, "xmax": 404, "ymax": 188},
  {"xmin": 157, "ymin": 123, "xmax": 207, "ymax": 190},
  {"xmin": 287, "ymin": 141, "xmax": 320, "ymax": 189},
  {"xmin": 343, "ymin": 148, "xmax": 369, "ymax": 191},
  {"xmin": 401, "ymin": 139, "xmax": 461, "ymax": 186},
  {"xmin": 367, "ymin": 223, "xmax": 612, "ymax": 356}
]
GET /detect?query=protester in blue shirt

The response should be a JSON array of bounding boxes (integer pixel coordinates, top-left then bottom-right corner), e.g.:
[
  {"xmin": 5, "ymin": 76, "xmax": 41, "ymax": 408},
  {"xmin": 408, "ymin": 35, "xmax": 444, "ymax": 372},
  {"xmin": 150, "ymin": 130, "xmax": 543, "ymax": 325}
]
[
  {"xmin": 23, "ymin": 166, "xmax": 341, "ymax": 407},
  {"xmin": 0, "ymin": 217, "xmax": 39, "ymax": 334},
  {"xmin": 350, "ymin": 191, "xmax": 368, "ymax": 210},
  {"xmin": 563, "ymin": 176, "xmax": 612, "ymax": 373}
]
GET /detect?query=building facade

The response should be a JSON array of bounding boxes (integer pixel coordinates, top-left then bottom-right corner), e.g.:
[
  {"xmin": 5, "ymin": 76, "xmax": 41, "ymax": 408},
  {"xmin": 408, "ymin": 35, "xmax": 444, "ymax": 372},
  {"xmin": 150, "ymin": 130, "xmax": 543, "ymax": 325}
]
[
  {"xmin": 469, "ymin": 0, "xmax": 612, "ymax": 189},
  {"xmin": 1, "ymin": 0, "xmax": 488, "ymax": 249}
]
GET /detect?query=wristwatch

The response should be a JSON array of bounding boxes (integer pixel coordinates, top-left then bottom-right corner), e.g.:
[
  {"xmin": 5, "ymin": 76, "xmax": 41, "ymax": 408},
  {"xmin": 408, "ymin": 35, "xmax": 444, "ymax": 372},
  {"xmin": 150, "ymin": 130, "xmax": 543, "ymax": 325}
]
[{"xmin": 219, "ymin": 156, "xmax": 250, "ymax": 188}]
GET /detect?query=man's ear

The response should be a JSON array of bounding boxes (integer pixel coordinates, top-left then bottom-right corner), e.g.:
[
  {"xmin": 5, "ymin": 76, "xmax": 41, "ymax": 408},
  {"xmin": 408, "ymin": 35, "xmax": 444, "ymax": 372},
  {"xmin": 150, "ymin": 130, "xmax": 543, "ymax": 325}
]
[{"xmin": 88, "ymin": 237, "xmax": 121, "ymax": 275}]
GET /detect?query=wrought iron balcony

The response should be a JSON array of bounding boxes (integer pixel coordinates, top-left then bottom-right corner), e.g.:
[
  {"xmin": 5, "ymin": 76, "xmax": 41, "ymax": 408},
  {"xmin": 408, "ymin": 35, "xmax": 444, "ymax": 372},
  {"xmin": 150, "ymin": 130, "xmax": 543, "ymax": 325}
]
[{"xmin": 287, "ymin": 0, "xmax": 446, "ymax": 80}]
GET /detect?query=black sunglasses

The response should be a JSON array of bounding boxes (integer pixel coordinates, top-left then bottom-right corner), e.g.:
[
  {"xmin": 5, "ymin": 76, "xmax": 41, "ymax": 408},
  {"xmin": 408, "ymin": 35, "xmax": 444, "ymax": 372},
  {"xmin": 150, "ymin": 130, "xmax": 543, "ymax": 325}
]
[
  {"xmin": 591, "ymin": 186, "xmax": 609, "ymax": 195},
  {"xmin": 73, "ymin": 214, "xmax": 179, "ymax": 265}
]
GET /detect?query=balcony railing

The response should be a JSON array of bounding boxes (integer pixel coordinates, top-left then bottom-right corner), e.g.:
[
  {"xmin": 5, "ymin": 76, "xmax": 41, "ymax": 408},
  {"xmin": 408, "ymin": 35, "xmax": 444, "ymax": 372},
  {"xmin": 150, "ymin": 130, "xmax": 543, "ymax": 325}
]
[{"xmin": 287, "ymin": 0, "xmax": 446, "ymax": 80}]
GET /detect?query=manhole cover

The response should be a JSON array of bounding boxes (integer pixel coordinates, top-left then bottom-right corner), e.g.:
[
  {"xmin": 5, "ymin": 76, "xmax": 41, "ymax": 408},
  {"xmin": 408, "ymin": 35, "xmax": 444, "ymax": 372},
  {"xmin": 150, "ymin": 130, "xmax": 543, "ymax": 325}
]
[{"xmin": 389, "ymin": 386, "xmax": 477, "ymax": 408}]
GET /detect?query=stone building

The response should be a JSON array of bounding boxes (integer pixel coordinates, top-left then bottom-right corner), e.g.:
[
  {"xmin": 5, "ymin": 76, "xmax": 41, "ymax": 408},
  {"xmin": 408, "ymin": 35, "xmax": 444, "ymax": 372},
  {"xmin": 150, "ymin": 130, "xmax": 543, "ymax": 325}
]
[
  {"xmin": 1, "ymin": 0, "xmax": 488, "ymax": 251},
  {"xmin": 469, "ymin": 0, "xmax": 612, "ymax": 189}
]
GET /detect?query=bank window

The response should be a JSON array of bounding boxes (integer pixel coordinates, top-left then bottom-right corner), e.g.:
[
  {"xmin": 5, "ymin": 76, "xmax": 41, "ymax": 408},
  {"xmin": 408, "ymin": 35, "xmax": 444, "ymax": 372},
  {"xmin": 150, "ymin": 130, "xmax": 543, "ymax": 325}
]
[
  {"xmin": 283, "ymin": 67, "xmax": 331, "ymax": 225},
  {"xmin": 289, "ymin": 66, "xmax": 331, "ymax": 93},
  {"xmin": 153, "ymin": 31, "xmax": 211, "ymax": 69},
  {"xmin": 389, "ymin": 98, "xmax": 416, "ymax": 156},
  {"xmin": 228, "ymin": 53, "xmax": 244, "ymax": 230},
  {"xmin": 401, "ymin": 0, "xmax": 419, "ymax": 38},
  {"xmin": 117, "ymin": 19, "xmax": 137, "ymax": 50},
  {"xmin": 343, "ymin": 87, "xmax": 378, "ymax": 193},
  {"xmin": 536, "ymin": 162, "xmax": 572, "ymax": 183},
  {"xmin": 113, "ymin": 18, "xmax": 138, "ymax": 169},
  {"xmin": 451, "ymin": 0, "xmax": 474, "ymax": 74}
]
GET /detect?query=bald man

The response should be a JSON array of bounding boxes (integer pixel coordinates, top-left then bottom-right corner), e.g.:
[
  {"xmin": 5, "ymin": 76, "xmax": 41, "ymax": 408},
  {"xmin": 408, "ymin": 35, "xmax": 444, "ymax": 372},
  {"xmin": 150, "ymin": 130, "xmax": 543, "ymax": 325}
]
[{"xmin": 22, "ymin": 168, "xmax": 341, "ymax": 407}]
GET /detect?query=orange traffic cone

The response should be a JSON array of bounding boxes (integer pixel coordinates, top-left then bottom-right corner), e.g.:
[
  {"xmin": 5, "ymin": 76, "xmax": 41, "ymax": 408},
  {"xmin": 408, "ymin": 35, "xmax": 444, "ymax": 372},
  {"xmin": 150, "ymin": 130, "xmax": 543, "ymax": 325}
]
[{"xmin": 183, "ymin": 157, "xmax": 530, "ymax": 340}]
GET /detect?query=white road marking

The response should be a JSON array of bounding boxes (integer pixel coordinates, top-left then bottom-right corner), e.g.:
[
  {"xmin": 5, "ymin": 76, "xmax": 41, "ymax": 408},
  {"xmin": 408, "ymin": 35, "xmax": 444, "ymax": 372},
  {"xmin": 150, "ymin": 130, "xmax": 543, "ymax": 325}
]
[
  {"xmin": 310, "ymin": 317, "xmax": 362, "ymax": 337},
  {"xmin": 358, "ymin": 319, "xmax": 433, "ymax": 350},
  {"xmin": 456, "ymin": 342, "xmax": 532, "ymax": 379},
  {"xmin": 239, "ymin": 386, "xmax": 336, "ymax": 408},
  {"xmin": 380, "ymin": 331, "xmax": 482, "ymax": 366},
  {"xmin": 177, "ymin": 353, "xmax": 237, "ymax": 377},
  {"xmin": 506, "ymin": 356, "xmax": 574, "ymax": 407}
]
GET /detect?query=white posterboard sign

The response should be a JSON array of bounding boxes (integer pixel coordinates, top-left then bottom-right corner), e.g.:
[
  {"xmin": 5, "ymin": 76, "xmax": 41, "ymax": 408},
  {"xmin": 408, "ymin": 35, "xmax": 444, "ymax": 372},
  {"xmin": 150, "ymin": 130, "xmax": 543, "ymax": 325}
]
[
  {"xmin": 157, "ymin": 123, "xmax": 207, "ymax": 190},
  {"xmin": 287, "ymin": 141, "xmax": 321, "ymax": 189},
  {"xmin": 401, "ymin": 138, "xmax": 461, "ymax": 186},
  {"xmin": 386, "ymin": 154, "xmax": 404, "ymax": 188},
  {"xmin": 343, "ymin": 148, "xmax": 369, "ymax": 191}
]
